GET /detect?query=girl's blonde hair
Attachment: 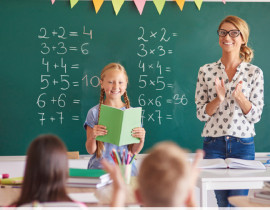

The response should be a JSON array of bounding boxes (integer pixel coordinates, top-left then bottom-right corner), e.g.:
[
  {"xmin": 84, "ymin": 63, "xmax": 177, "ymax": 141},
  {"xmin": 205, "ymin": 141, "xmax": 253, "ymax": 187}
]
[
  {"xmin": 219, "ymin": 15, "xmax": 254, "ymax": 62},
  {"xmin": 96, "ymin": 63, "xmax": 132, "ymax": 158},
  {"xmin": 138, "ymin": 141, "xmax": 189, "ymax": 206}
]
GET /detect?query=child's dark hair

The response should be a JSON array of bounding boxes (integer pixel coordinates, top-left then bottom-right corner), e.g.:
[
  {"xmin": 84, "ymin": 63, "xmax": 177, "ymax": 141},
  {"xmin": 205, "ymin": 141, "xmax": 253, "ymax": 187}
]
[{"xmin": 15, "ymin": 134, "xmax": 71, "ymax": 206}]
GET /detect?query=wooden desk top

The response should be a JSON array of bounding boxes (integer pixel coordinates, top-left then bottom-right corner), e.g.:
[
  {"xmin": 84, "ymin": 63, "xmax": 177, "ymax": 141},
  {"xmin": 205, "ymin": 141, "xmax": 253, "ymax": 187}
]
[
  {"xmin": 228, "ymin": 196, "xmax": 270, "ymax": 207},
  {"xmin": 0, "ymin": 177, "xmax": 138, "ymax": 207}
]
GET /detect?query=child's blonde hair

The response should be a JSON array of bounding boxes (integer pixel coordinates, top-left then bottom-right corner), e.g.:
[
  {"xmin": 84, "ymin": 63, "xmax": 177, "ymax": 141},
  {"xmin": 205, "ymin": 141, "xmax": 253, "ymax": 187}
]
[
  {"xmin": 138, "ymin": 141, "xmax": 190, "ymax": 207},
  {"xmin": 219, "ymin": 15, "xmax": 254, "ymax": 62},
  {"xmin": 96, "ymin": 63, "xmax": 132, "ymax": 158}
]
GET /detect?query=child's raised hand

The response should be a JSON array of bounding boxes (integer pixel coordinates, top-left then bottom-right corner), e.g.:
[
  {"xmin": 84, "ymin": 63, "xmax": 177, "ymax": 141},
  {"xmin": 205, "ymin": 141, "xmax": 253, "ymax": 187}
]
[
  {"xmin": 101, "ymin": 159, "xmax": 126, "ymax": 207},
  {"xmin": 190, "ymin": 149, "xmax": 204, "ymax": 184},
  {"xmin": 186, "ymin": 149, "xmax": 204, "ymax": 207},
  {"xmin": 132, "ymin": 127, "xmax": 146, "ymax": 142},
  {"xmin": 93, "ymin": 125, "xmax": 107, "ymax": 138}
]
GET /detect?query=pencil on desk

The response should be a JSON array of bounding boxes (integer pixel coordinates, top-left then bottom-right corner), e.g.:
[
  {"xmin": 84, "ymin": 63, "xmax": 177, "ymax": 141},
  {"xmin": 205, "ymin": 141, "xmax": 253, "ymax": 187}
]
[
  {"xmin": 110, "ymin": 152, "xmax": 117, "ymax": 164},
  {"xmin": 1, "ymin": 185, "xmax": 21, "ymax": 189},
  {"xmin": 112, "ymin": 149, "xmax": 120, "ymax": 165},
  {"xmin": 117, "ymin": 150, "xmax": 122, "ymax": 163},
  {"xmin": 122, "ymin": 149, "xmax": 125, "ymax": 165},
  {"xmin": 129, "ymin": 154, "xmax": 136, "ymax": 164},
  {"xmin": 126, "ymin": 152, "xmax": 131, "ymax": 165}
]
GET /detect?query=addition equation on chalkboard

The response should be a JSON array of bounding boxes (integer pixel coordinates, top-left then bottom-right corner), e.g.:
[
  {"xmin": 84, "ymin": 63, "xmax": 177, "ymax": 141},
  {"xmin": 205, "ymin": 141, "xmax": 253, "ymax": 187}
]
[
  {"xmin": 136, "ymin": 26, "xmax": 188, "ymax": 125},
  {"xmin": 37, "ymin": 26, "xmax": 93, "ymax": 126}
]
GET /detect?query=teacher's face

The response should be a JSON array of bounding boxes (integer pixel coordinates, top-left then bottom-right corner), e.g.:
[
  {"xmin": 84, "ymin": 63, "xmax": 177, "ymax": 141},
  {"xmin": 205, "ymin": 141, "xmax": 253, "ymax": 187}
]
[{"xmin": 219, "ymin": 22, "xmax": 244, "ymax": 54}]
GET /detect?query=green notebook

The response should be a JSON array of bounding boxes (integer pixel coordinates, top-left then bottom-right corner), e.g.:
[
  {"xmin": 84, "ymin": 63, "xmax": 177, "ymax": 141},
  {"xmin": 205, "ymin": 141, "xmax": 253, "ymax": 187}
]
[
  {"xmin": 96, "ymin": 104, "xmax": 142, "ymax": 146},
  {"xmin": 69, "ymin": 168, "xmax": 107, "ymax": 178}
]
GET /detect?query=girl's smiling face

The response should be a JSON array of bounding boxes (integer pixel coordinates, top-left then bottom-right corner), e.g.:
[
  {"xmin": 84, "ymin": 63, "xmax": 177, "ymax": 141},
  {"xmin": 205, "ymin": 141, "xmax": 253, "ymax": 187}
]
[{"xmin": 100, "ymin": 69, "xmax": 128, "ymax": 100}]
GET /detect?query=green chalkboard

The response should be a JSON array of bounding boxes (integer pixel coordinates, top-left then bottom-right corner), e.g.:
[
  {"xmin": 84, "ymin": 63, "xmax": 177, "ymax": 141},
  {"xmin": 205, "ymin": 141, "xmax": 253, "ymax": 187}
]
[{"xmin": 0, "ymin": 0, "xmax": 269, "ymax": 155}]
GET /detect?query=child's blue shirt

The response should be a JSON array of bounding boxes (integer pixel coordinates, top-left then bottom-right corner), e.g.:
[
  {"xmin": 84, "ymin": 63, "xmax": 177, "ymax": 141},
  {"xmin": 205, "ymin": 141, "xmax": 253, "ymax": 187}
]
[{"xmin": 84, "ymin": 104, "xmax": 137, "ymax": 176}]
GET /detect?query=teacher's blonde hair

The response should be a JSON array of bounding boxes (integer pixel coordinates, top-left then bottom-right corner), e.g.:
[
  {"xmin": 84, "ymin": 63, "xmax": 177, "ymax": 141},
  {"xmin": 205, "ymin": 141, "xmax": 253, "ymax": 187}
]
[{"xmin": 219, "ymin": 15, "xmax": 254, "ymax": 63}]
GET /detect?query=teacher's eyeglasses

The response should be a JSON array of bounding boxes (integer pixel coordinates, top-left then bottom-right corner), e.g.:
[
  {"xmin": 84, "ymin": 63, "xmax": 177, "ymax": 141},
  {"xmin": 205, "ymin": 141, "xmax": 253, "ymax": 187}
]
[{"xmin": 217, "ymin": 29, "xmax": 241, "ymax": 38}]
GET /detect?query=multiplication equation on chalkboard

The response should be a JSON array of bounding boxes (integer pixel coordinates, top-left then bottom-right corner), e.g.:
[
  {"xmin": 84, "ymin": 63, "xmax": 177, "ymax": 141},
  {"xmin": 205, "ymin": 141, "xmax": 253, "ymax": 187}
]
[{"xmin": 136, "ymin": 26, "xmax": 188, "ymax": 125}]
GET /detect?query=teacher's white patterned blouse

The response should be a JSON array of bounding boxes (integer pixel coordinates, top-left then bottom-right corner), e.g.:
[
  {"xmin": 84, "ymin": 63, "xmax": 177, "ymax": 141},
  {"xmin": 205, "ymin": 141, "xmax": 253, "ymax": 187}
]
[{"xmin": 195, "ymin": 59, "xmax": 264, "ymax": 138}]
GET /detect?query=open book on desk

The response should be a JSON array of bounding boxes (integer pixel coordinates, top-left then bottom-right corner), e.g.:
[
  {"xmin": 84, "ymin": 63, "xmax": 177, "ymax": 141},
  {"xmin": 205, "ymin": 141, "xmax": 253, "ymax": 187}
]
[
  {"xmin": 198, "ymin": 158, "xmax": 266, "ymax": 170},
  {"xmin": 96, "ymin": 104, "xmax": 142, "ymax": 146}
]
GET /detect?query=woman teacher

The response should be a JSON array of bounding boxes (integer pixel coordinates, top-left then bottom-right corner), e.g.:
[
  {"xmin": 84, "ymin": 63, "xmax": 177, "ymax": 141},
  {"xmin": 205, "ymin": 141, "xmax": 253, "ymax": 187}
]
[{"xmin": 195, "ymin": 16, "xmax": 264, "ymax": 207}]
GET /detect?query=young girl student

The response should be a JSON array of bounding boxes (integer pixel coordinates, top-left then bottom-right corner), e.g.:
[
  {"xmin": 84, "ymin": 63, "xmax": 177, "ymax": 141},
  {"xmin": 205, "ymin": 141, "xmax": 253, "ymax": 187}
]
[
  {"xmin": 14, "ymin": 134, "xmax": 86, "ymax": 207},
  {"xmin": 84, "ymin": 63, "xmax": 146, "ymax": 175}
]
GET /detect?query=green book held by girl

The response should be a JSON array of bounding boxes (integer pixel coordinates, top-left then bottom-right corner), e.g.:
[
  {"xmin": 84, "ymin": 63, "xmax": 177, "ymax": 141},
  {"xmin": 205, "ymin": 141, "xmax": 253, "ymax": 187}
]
[{"xmin": 96, "ymin": 104, "xmax": 141, "ymax": 146}]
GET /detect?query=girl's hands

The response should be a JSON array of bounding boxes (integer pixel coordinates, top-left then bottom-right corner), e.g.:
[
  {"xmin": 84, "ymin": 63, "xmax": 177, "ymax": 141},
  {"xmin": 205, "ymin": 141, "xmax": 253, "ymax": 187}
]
[
  {"xmin": 132, "ymin": 127, "xmax": 146, "ymax": 142},
  {"xmin": 215, "ymin": 77, "xmax": 226, "ymax": 103},
  {"xmin": 92, "ymin": 125, "xmax": 107, "ymax": 139},
  {"xmin": 131, "ymin": 128, "xmax": 145, "ymax": 155}
]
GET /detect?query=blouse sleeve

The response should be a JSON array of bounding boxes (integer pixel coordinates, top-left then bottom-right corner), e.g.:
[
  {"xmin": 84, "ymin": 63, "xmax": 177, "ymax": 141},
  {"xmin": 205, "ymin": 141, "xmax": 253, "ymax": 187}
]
[
  {"xmin": 84, "ymin": 108, "xmax": 98, "ymax": 129},
  {"xmin": 244, "ymin": 68, "xmax": 264, "ymax": 124},
  {"xmin": 195, "ymin": 67, "xmax": 211, "ymax": 122}
]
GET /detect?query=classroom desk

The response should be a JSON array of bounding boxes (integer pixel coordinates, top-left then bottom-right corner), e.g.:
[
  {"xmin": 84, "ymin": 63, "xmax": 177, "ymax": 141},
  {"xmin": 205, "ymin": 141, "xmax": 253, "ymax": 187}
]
[
  {"xmin": 197, "ymin": 167, "xmax": 270, "ymax": 207},
  {"xmin": 1, "ymin": 153, "xmax": 269, "ymax": 207},
  {"xmin": 228, "ymin": 195, "xmax": 270, "ymax": 207},
  {"xmin": 0, "ymin": 177, "xmax": 138, "ymax": 207}
]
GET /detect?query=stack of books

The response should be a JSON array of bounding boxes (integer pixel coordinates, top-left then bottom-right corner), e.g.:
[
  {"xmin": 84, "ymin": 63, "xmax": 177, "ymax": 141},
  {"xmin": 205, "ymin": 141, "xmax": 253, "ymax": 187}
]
[
  {"xmin": 67, "ymin": 168, "xmax": 112, "ymax": 188},
  {"xmin": 249, "ymin": 181, "xmax": 270, "ymax": 205}
]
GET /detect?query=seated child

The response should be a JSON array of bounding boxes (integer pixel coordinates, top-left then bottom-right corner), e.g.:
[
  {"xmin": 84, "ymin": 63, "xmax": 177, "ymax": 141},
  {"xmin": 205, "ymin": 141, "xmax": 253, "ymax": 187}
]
[
  {"xmin": 13, "ymin": 134, "xmax": 86, "ymax": 207},
  {"xmin": 102, "ymin": 141, "xmax": 204, "ymax": 207}
]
